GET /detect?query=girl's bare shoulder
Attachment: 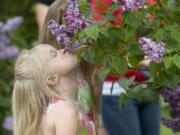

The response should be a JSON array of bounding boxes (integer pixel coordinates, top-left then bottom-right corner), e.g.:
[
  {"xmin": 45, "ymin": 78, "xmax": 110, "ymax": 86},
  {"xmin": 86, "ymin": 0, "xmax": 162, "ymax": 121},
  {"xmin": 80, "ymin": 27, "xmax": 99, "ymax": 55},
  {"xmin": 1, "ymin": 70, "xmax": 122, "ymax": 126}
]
[
  {"xmin": 42, "ymin": 100, "xmax": 78, "ymax": 135},
  {"xmin": 44, "ymin": 100, "xmax": 77, "ymax": 122}
]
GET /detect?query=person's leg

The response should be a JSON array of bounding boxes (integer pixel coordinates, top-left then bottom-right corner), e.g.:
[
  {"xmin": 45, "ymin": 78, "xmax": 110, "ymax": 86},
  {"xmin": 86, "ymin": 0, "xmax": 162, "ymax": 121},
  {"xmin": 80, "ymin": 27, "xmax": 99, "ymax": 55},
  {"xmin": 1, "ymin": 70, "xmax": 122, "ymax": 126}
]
[
  {"xmin": 139, "ymin": 101, "xmax": 160, "ymax": 135},
  {"xmin": 102, "ymin": 95, "xmax": 141, "ymax": 135}
]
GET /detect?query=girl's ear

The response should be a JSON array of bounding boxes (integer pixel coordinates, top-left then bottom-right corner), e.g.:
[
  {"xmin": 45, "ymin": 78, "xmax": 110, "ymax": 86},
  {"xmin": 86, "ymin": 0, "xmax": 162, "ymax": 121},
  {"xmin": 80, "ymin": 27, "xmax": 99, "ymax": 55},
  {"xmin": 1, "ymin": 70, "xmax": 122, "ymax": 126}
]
[{"xmin": 46, "ymin": 75, "xmax": 58, "ymax": 86}]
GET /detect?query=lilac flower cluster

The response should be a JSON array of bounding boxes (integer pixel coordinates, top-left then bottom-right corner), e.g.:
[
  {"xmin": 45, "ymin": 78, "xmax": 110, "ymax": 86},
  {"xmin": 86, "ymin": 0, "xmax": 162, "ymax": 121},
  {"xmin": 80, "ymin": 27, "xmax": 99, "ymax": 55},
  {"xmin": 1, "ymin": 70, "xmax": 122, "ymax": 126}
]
[
  {"xmin": 0, "ymin": 16, "xmax": 23, "ymax": 33},
  {"xmin": 3, "ymin": 116, "xmax": 13, "ymax": 131},
  {"xmin": 48, "ymin": 0, "xmax": 93, "ymax": 49},
  {"xmin": 161, "ymin": 118, "xmax": 180, "ymax": 132},
  {"xmin": 120, "ymin": 0, "xmax": 145, "ymax": 11},
  {"xmin": 0, "ymin": 16, "xmax": 23, "ymax": 59},
  {"xmin": 62, "ymin": 0, "xmax": 93, "ymax": 31},
  {"xmin": 161, "ymin": 85, "xmax": 180, "ymax": 132},
  {"xmin": 139, "ymin": 37, "xmax": 165, "ymax": 63}
]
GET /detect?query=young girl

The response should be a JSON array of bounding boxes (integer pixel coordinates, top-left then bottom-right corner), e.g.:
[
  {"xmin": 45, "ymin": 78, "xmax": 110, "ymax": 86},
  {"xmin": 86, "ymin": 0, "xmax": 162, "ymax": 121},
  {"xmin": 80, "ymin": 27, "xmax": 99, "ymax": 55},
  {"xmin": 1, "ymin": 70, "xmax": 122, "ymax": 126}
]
[
  {"xmin": 37, "ymin": 1, "xmax": 107, "ymax": 135},
  {"xmin": 12, "ymin": 44, "xmax": 96, "ymax": 135}
]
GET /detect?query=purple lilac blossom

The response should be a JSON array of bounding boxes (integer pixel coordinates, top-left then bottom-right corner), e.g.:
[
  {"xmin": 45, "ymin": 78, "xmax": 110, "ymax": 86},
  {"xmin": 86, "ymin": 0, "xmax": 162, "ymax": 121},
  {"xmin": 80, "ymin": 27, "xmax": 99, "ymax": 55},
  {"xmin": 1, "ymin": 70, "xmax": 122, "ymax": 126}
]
[
  {"xmin": 73, "ymin": 39, "xmax": 81, "ymax": 48},
  {"xmin": 0, "ymin": 16, "xmax": 23, "ymax": 59},
  {"xmin": 62, "ymin": 0, "xmax": 93, "ymax": 30},
  {"xmin": 0, "ymin": 16, "xmax": 23, "ymax": 33},
  {"xmin": 161, "ymin": 118, "xmax": 180, "ymax": 132},
  {"xmin": 48, "ymin": 0, "xmax": 94, "ymax": 49},
  {"xmin": 48, "ymin": 20, "xmax": 68, "ymax": 45},
  {"xmin": 0, "ymin": 35, "xmax": 11, "ymax": 47},
  {"xmin": 139, "ymin": 37, "xmax": 165, "ymax": 63},
  {"xmin": 120, "ymin": 0, "xmax": 145, "ymax": 11},
  {"xmin": 0, "ymin": 46, "xmax": 19, "ymax": 59},
  {"xmin": 161, "ymin": 85, "xmax": 180, "ymax": 132},
  {"xmin": 3, "ymin": 116, "xmax": 13, "ymax": 131},
  {"xmin": 161, "ymin": 85, "xmax": 180, "ymax": 117},
  {"xmin": 63, "ymin": 37, "xmax": 72, "ymax": 47}
]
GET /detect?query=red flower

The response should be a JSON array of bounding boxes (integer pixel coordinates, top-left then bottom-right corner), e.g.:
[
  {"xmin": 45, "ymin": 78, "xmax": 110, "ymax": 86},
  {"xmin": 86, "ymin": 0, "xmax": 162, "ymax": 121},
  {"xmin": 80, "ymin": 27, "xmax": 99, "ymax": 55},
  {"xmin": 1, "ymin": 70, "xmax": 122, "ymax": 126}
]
[
  {"xmin": 91, "ymin": 0, "xmax": 123, "ymax": 26},
  {"xmin": 146, "ymin": 0, "xmax": 156, "ymax": 4}
]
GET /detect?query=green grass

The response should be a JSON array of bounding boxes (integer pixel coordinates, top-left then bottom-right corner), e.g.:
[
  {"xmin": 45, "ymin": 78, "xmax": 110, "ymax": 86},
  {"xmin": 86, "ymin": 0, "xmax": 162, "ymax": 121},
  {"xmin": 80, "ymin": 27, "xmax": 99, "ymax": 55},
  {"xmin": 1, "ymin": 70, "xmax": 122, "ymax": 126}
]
[{"xmin": 161, "ymin": 125, "xmax": 180, "ymax": 135}]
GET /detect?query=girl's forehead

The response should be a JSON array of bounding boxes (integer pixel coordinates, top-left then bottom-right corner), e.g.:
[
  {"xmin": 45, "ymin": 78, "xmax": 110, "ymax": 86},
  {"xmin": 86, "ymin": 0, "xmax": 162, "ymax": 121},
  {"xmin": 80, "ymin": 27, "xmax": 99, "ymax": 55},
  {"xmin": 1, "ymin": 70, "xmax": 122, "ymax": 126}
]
[
  {"xmin": 33, "ymin": 45, "xmax": 57, "ymax": 58},
  {"xmin": 39, "ymin": 45, "xmax": 57, "ymax": 52}
]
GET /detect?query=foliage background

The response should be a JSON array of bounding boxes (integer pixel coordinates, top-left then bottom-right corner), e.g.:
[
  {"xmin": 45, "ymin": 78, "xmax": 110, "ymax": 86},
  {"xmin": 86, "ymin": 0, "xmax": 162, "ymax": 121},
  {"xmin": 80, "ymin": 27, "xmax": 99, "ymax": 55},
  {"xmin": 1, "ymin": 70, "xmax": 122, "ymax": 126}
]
[{"xmin": 0, "ymin": 0, "xmax": 37, "ymax": 134}]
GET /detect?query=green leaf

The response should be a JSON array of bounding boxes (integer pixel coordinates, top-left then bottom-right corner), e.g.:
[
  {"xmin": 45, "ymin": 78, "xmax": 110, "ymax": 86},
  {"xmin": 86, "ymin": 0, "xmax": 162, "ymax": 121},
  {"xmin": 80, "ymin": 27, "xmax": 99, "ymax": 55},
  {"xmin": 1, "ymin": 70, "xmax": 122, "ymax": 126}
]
[
  {"xmin": 165, "ymin": 25, "xmax": 180, "ymax": 45},
  {"xmin": 76, "ymin": 47, "xmax": 84, "ymax": 60},
  {"xmin": 126, "ymin": 85, "xmax": 159, "ymax": 102},
  {"xmin": 165, "ymin": 74, "xmax": 180, "ymax": 88},
  {"xmin": 72, "ymin": 31, "xmax": 80, "ymax": 43},
  {"xmin": 84, "ymin": 25, "xmax": 100, "ymax": 40},
  {"xmin": 118, "ymin": 77, "xmax": 135, "ymax": 89},
  {"xmin": 111, "ymin": 55, "xmax": 128, "ymax": 74},
  {"xmin": 98, "ymin": 67, "xmax": 110, "ymax": 81},
  {"xmin": 102, "ymin": 15, "xmax": 118, "ymax": 24},
  {"xmin": 153, "ymin": 28, "xmax": 164, "ymax": 42},
  {"xmin": 79, "ymin": 1, "xmax": 88, "ymax": 11},
  {"xmin": 126, "ymin": 85, "xmax": 144, "ymax": 100},
  {"xmin": 164, "ymin": 57, "xmax": 174, "ymax": 69},
  {"xmin": 82, "ymin": 50, "xmax": 95, "ymax": 63},
  {"xmin": 171, "ymin": 27, "xmax": 180, "ymax": 44},
  {"xmin": 126, "ymin": 14, "xmax": 142, "ymax": 29},
  {"xmin": 167, "ymin": 0, "xmax": 175, "ymax": 9},
  {"xmin": 127, "ymin": 55, "xmax": 139, "ymax": 67},
  {"xmin": 165, "ymin": 65, "xmax": 177, "ymax": 75},
  {"xmin": 149, "ymin": 62, "xmax": 162, "ymax": 77},
  {"xmin": 119, "ymin": 93, "xmax": 127, "ymax": 111},
  {"xmin": 97, "ymin": 0, "xmax": 108, "ymax": 10},
  {"xmin": 107, "ymin": 3, "xmax": 120, "ymax": 14},
  {"xmin": 101, "ymin": 26, "xmax": 111, "ymax": 37},
  {"xmin": 142, "ymin": 89, "xmax": 159, "ymax": 103},
  {"xmin": 126, "ymin": 42, "xmax": 144, "ymax": 55},
  {"xmin": 173, "ymin": 55, "xmax": 180, "ymax": 70}
]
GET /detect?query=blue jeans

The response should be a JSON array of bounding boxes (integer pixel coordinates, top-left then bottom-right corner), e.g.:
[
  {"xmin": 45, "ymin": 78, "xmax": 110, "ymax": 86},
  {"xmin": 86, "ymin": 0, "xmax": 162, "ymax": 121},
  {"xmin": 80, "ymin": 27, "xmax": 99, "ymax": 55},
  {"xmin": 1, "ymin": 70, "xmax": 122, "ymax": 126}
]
[{"xmin": 102, "ymin": 95, "xmax": 160, "ymax": 135}]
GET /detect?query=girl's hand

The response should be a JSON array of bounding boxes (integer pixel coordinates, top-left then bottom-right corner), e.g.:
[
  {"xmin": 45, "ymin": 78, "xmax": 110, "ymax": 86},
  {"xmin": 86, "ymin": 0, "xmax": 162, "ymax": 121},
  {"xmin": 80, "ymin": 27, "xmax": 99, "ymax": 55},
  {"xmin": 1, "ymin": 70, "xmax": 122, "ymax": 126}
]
[{"xmin": 139, "ymin": 56, "xmax": 151, "ymax": 67}]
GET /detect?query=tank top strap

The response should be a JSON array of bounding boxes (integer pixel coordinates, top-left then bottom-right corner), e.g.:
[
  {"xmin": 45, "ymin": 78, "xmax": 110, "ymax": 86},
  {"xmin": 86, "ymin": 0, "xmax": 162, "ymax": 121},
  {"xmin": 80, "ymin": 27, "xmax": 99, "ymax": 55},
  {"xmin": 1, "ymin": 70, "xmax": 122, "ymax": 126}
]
[{"xmin": 46, "ymin": 97, "xmax": 64, "ymax": 114}]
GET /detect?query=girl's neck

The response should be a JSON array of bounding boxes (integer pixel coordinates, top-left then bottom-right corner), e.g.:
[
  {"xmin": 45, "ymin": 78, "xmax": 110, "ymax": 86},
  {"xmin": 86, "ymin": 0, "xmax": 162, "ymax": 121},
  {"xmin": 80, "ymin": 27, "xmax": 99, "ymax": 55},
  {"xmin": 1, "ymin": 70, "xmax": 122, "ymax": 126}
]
[{"xmin": 56, "ymin": 66, "xmax": 79, "ymax": 101}]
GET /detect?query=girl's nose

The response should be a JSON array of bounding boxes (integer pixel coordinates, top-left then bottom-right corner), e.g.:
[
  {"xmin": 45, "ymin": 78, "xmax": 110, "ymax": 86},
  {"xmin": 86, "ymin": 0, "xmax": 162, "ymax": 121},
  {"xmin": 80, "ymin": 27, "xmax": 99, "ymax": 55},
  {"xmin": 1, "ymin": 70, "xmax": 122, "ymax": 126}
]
[{"xmin": 58, "ymin": 49, "xmax": 64, "ymax": 53}]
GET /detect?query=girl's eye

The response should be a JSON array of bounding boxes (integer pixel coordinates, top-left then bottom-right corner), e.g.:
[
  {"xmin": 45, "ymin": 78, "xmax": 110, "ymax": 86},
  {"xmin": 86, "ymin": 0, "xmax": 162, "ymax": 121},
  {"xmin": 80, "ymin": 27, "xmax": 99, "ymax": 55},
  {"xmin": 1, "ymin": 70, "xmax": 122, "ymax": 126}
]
[{"xmin": 51, "ymin": 50, "xmax": 57, "ymax": 57}]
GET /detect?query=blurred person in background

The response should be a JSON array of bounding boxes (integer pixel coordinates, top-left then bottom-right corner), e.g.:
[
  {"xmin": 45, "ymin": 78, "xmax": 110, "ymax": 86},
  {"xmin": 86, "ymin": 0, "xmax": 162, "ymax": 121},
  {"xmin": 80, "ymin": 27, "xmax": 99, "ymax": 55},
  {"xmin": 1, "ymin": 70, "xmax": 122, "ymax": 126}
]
[
  {"xmin": 36, "ymin": 0, "xmax": 54, "ymax": 33},
  {"xmin": 91, "ymin": 0, "xmax": 160, "ymax": 135}
]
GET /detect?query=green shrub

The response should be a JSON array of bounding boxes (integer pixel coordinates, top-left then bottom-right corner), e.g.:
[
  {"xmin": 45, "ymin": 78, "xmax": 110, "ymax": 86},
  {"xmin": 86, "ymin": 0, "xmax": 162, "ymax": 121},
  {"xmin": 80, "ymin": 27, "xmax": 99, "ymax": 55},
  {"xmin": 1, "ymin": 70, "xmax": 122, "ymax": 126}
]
[{"xmin": 0, "ymin": 0, "xmax": 37, "ymax": 134}]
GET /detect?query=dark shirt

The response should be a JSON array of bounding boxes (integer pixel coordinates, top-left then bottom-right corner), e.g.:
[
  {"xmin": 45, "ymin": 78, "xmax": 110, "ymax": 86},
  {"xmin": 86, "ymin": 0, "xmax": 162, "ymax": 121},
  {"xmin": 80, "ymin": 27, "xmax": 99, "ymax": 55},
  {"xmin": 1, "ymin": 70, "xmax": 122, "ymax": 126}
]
[{"xmin": 37, "ymin": 0, "xmax": 54, "ymax": 5}]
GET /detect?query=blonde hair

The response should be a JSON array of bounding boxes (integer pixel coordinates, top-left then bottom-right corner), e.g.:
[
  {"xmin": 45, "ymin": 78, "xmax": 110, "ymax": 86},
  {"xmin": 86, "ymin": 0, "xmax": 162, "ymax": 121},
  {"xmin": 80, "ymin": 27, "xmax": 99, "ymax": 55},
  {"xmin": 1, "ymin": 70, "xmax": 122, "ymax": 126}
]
[
  {"xmin": 38, "ymin": 0, "xmax": 67, "ymax": 49},
  {"xmin": 38, "ymin": 0, "xmax": 99, "ymax": 126},
  {"xmin": 12, "ymin": 44, "xmax": 60, "ymax": 135}
]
